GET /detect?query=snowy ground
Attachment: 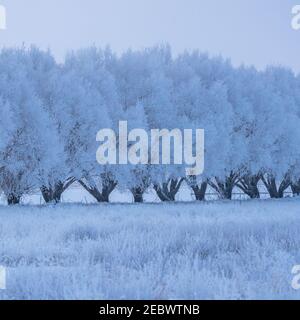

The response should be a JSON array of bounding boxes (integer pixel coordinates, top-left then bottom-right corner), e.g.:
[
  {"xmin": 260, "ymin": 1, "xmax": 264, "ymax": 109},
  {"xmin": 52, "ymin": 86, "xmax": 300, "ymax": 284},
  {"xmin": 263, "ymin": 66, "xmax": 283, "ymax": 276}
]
[{"xmin": 0, "ymin": 198, "xmax": 300, "ymax": 300}]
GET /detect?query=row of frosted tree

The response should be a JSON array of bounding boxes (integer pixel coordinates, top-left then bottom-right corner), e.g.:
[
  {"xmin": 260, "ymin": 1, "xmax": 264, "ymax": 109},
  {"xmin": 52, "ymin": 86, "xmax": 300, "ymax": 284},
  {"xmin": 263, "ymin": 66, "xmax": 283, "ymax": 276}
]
[{"xmin": 0, "ymin": 46, "xmax": 300, "ymax": 205}]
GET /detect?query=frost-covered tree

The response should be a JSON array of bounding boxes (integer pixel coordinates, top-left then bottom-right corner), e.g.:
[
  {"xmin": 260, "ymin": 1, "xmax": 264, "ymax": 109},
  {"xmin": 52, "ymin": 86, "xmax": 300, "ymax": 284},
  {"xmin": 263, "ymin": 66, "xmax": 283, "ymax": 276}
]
[
  {"xmin": 23, "ymin": 48, "xmax": 74, "ymax": 203},
  {"xmin": 0, "ymin": 99, "xmax": 18, "ymax": 203},
  {"xmin": 145, "ymin": 48, "xmax": 186, "ymax": 201},
  {"xmin": 225, "ymin": 67, "xmax": 262, "ymax": 199},
  {"xmin": 110, "ymin": 49, "xmax": 160, "ymax": 202},
  {"xmin": 256, "ymin": 67, "xmax": 299, "ymax": 198},
  {"xmin": 0, "ymin": 49, "xmax": 46, "ymax": 204},
  {"xmin": 117, "ymin": 104, "xmax": 152, "ymax": 203},
  {"xmin": 182, "ymin": 52, "xmax": 241, "ymax": 200},
  {"xmin": 112, "ymin": 46, "xmax": 186, "ymax": 202},
  {"xmin": 285, "ymin": 73, "xmax": 300, "ymax": 197},
  {"xmin": 63, "ymin": 48, "xmax": 120, "ymax": 203}
]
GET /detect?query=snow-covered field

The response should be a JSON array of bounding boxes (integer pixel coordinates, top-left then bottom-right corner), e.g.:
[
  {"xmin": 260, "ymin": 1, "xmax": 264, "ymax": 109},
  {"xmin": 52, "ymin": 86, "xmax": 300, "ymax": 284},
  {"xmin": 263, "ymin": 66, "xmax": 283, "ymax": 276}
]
[{"xmin": 0, "ymin": 199, "xmax": 300, "ymax": 300}]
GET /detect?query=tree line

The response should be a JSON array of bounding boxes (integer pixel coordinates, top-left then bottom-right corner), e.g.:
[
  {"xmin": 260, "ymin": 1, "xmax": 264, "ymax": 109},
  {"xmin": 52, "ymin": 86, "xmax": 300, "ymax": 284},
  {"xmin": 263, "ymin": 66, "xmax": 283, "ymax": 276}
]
[{"xmin": 0, "ymin": 46, "xmax": 300, "ymax": 205}]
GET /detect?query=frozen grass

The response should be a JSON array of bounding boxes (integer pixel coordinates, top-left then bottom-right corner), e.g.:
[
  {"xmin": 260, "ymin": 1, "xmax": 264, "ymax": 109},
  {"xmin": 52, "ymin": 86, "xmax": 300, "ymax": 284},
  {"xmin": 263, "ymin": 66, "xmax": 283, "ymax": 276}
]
[{"xmin": 0, "ymin": 198, "xmax": 300, "ymax": 300}]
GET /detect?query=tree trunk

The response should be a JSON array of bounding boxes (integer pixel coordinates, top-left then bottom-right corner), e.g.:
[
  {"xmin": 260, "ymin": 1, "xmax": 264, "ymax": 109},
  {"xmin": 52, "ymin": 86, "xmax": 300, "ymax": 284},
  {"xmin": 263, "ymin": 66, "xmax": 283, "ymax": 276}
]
[
  {"xmin": 291, "ymin": 179, "xmax": 300, "ymax": 196},
  {"xmin": 236, "ymin": 174, "xmax": 260, "ymax": 199},
  {"xmin": 79, "ymin": 174, "xmax": 117, "ymax": 203},
  {"xmin": 187, "ymin": 176, "xmax": 208, "ymax": 201},
  {"xmin": 209, "ymin": 171, "xmax": 240, "ymax": 200},
  {"xmin": 153, "ymin": 178, "xmax": 184, "ymax": 202},
  {"xmin": 1, "ymin": 170, "xmax": 26, "ymax": 205},
  {"xmin": 129, "ymin": 171, "xmax": 151, "ymax": 203},
  {"xmin": 131, "ymin": 187, "xmax": 144, "ymax": 203},
  {"xmin": 261, "ymin": 173, "xmax": 290, "ymax": 198},
  {"xmin": 191, "ymin": 182, "xmax": 208, "ymax": 201},
  {"xmin": 40, "ymin": 178, "xmax": 75, "ymax": 204},
  {"xmin": 41, "ymin": 183, "xmax": 63, "ymax": 204},
  {"xmin": 7, "ymin": 193, "xmax": 21, "ymax": 205}
]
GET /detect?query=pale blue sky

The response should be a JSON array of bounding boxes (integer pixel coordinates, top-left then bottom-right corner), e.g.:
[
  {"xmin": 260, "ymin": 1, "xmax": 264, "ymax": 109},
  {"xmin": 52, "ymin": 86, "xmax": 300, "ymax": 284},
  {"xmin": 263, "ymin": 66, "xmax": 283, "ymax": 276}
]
[{"xmin": 1, "ymin": 0, "xmax": 300, "ymax": 72}]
